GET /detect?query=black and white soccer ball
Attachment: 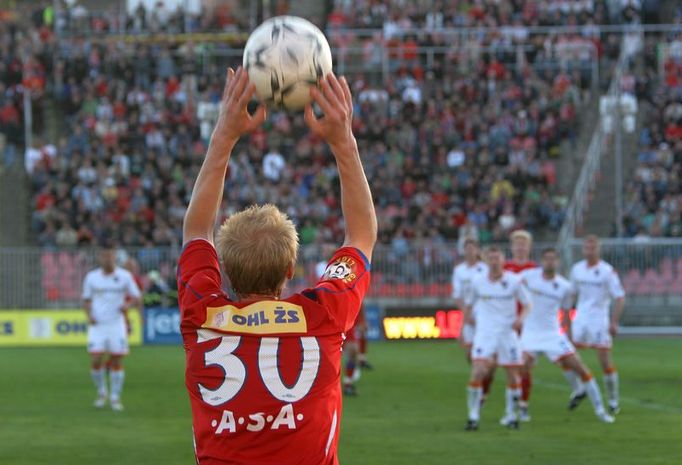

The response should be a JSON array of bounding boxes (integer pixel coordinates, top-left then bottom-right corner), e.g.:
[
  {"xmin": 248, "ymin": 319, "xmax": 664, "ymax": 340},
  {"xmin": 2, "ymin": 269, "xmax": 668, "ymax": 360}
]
[{"xmin": 243, "ymin": 16, "xmax": 333, "ymax": 111}]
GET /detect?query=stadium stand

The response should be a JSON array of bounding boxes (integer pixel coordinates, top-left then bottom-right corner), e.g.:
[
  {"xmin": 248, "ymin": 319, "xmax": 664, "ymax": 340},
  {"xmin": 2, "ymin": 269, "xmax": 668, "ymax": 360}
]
[
  {"xmin": 622, "ymin": 33, "xmax": 682, "ymax": 240},
  {"xmin": 27, "ymin": 2, "xmax": 624, "ymax": 250},
  {"xmin": 4, "ymin": 1, "xmax": 662, "ymax": 305}
]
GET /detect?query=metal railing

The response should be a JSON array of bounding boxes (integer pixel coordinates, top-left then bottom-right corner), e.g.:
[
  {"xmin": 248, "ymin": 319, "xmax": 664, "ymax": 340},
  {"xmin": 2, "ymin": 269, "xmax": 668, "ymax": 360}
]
[
  {"xmin": 2, "ymin": 240, "xmax": 682, "ymax": 319},
  {"xmin": 326, "ymin": 23, "xmax": 682, "ymax": 40}
]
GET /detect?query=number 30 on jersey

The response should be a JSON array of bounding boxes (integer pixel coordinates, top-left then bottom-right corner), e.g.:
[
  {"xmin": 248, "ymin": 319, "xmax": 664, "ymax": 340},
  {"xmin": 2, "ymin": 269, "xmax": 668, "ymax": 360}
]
[{"xmin": 197, "ymin": 330, "xmax": 321, "ymax": 405}]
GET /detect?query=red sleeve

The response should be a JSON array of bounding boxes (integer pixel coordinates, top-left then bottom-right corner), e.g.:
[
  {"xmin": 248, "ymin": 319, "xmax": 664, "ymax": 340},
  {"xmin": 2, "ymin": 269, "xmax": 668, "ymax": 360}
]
[
  {"xmin": 176, "ymin": 239, "xmax": 223, "ymax": 309},
  {"xmin": 308, "ymin": 246, "xmax": 371, "ymax": 332}
]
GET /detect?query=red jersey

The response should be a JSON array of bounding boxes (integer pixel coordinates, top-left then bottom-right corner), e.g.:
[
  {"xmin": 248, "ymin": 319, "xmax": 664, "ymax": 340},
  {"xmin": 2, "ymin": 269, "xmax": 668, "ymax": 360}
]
[
  {"xmin": 504, "ymin": 260, "xmax": 537, "ymax": 274},
  {"xmin": 504, "ymin": 260, "xmax": 537, "ymax": 316},
  {"xmin": 345, "ymin": 305, "xmax": 366, "ymax": 342},
  {"xmin": 177, "ymin": 240, "xmax": 370, "ymax": 465}
]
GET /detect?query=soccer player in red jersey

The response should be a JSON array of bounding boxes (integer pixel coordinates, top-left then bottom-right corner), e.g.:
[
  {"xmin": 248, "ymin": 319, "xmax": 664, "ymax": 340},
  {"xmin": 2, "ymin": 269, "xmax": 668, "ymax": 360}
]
[
  {"xmin": 503, "ymin": 230, "xmax": 537, "ymax": 421},
  {"xmin": 177, "ymin": 68, "xmax": 377, "ymax": 465},
  {"xmin": 504, "ymin": 230, "xmax": 537, "ymax": 275}
]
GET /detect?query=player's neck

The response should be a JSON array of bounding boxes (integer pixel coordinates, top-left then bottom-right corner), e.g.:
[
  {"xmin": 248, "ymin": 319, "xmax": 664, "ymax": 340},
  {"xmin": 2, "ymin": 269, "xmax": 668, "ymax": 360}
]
[
  {"xmin": 489, "ymin": 270, "xmax": 503, "ymax": 281},
  {"xmin": 102, "ymin": 266, "xmax": 115, "ymax": 274},
  {"xmin": 238, "ymin": 293, "xmax": 280, "ymax": 301},
  {"xmin": 512, "ymin": 257, "xmax": 529, "ymax": 264},
  {"xmin": 465, "ymin": 258, "xmax": 478, "ymax": 266},
  {"xmin": 586, "ymin": 258, "xmax": 600, "ymax": 267},
  {"xmin": 542, "ymin": 270, "xmax": 556, "ymax": 280}
]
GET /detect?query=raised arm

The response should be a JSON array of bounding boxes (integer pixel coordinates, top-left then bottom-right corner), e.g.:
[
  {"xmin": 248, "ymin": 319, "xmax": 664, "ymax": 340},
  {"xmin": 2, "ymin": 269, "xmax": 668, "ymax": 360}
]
[
  {"xmin": 305, "ymin": 73, "xmax": 377, "ymax": 260},
  {"xmin": 182, "ymin": 67, "xmax": 266, "ymax": 245}
]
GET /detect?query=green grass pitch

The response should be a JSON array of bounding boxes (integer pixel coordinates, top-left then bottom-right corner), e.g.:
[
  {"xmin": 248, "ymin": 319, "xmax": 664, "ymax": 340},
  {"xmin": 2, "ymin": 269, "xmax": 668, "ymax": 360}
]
[{"xmin": 1, "ymin": 338, "xmax": 681, "ymax": 464}]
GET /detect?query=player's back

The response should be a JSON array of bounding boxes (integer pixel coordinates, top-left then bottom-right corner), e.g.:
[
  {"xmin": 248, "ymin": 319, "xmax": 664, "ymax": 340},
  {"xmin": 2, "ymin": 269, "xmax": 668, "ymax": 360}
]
[
  {"xmin": 177, "ymin": 240, "xmax": 370, "ymax": 465},
  {"xmin": 184, "ymin": 295, "xmax": 345, "ymax": 465}
]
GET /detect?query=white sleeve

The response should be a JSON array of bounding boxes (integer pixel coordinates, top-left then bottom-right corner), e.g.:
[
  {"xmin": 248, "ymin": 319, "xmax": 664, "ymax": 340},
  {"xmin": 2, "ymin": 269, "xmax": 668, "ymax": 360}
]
[
  {"xmin": 451, "ymin": 268, "xmax": 462, "ymax": 299},
  {"xmin": 561, "ymin": 283, "xmax": 575, "ymax": 310},
  {"xmin": 515, "ymin": 280, "xmax": 531, "ymax": 306},
  {"xmin": 464, "ymin": 282, "xmax": 477, "ymax": 308},
  {"xmin": 82, "ymin": 274, "xmax": 93, "ymax": 300},
  {"xmin": 126, "ymin": 273, "xmax": 142, "ymax": 299},
  {"xmin": 607, "ymin": 269, "xmax": 625, "ymax": 299}
]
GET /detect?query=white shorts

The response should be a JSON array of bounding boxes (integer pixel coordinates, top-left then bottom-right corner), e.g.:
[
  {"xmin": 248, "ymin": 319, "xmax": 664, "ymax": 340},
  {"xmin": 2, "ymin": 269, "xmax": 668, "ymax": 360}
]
[
  {"xmin": 522, "ymin": 333, "xmax": 575, "ymax": 363},
  {"xmin": 571, "ymin": 318, "xmax": 612, "ymax": 349},
  {"xmin": 460, "ymin": 323, "xmax": 475, "ymax": 347},
  {"xmin": 472, "ymin": 329, "xmax": 523, "ymax": 366},
  {"xmin": 87, "ymin": 320, "xmax": 129, "ymax": 355}
]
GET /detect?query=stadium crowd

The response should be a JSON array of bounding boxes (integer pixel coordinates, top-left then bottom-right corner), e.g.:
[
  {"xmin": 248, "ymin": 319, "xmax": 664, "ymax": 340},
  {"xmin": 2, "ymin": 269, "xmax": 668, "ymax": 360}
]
[
  {"xmin": 621, "ymin": 31, "xmax": 682, "ymax": 239},
  {"xmin": 22, "ymin": 1, "xmax": 630, "ymax": 254},
  {"xmin": 5, "ymin": 0, "xmax": 674, "ymax": 301},
  {"xmin": 0, "ymin": 9, "xmax": 54, "ymax": 168}
]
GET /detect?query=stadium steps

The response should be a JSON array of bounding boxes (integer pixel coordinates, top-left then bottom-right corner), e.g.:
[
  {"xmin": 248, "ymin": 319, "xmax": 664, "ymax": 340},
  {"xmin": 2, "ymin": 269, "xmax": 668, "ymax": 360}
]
[
  {"xmin": 555, "ymin": 95, "xmax": 602, "ymax": 229},
  {"xmin": 580, "ymin": 116, "xmax": 639, "ymax": 236}
]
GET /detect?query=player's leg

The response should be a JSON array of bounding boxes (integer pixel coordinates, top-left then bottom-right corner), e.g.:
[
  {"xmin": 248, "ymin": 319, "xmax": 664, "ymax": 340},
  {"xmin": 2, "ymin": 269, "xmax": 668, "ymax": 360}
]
[
  {"xmin": 561, "ymin": 362, "xmax": 583, "ymax": 399},
  {"xmin": 88, "ymin": 324, "xmax": 108, "ymax": 407},
  {"xmin": 90, "ymin": 352, "xmax": 108, "ymax": 407},
  {"xmin": 518, "ymin": 352, "xmax": 535, "ymax": 422},
  {"xmin": 596, "ymin": 347, "xmax": 619, "ymax": 414},
  {"xmin": 343, "ymin": 339, "xmax": 360, "ymax": 396},
  {"xmin": 465, "ymin": 359, "xmax": 489, "ymax": 430},
  {"xmin": 560, "ymin": 354, "xmax": 614, "ymax": 423},
  {"xmin": 500, "ymin": 365, "xmax": 522, "ymax": 429},
  {"xmin": 481, "ymin": 361, "xmax": 496, "ymax": 405},
  {"xmin": 108, "ymin": 354, "xmax": 126, "ymax": 411},
  {"xmin": 358, "ymin": 328, "xmax": 372, "ymax": 370},
  {"xmin": 498, "ymin": 332, "xmax": 523, "ymax": 429},
  {"xmin": 107, "ymin": 321, "xmax": 129, "ymax": 411}
]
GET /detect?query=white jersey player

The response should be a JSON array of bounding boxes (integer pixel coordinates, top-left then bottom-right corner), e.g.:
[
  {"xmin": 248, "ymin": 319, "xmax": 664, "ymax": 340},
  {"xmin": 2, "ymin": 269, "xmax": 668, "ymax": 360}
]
[
  {"xmin": 464, "ymin": 247, "xmax": 530, "ymax": 431},
  {"xmin": 451, "ymin": 238, "xmax": 488, "ymax": 357},
  {"xmin": 521, "ymin": 248, "xmax": 614, "ymax": 423},
  {"xmin": 569, "ymin": 235, "xmax": 625, "ymax": 415},
  {"xmin": 82, "ymin": 247, "xmax": 141, "ymax": 411}
]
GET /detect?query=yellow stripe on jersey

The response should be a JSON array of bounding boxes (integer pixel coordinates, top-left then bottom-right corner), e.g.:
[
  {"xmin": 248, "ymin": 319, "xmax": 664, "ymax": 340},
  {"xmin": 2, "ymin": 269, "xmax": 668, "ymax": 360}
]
[{"xmin": 203, "ymin": 301, "xmax": 307, "ymax": 334}]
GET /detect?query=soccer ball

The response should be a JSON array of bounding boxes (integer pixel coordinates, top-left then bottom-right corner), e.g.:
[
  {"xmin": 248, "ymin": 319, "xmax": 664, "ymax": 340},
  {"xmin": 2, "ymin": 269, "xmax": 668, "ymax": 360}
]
[{"xmin": 243, "ymin": 16, "xmax": 333, "ymax": 111}]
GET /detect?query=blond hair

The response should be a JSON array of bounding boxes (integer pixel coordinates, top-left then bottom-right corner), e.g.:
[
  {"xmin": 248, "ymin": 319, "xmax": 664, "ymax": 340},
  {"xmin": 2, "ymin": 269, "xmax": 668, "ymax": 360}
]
[
  {"xmin": 216, "ymin": 204, "xmax": 299, "ymax": 297},
  {"xmin": 510, "ymin": 229, "xmax": 533, "ymax": 243}
]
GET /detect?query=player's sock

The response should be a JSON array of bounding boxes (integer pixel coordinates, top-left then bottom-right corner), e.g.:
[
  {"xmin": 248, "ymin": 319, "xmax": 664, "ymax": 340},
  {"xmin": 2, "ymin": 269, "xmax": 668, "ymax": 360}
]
[
  {"xmin": 110, "ymin": 369, "xmax": 125, "ymax": 400},
  {"xmin": 344, "ymin": 360, "xmax": 356, "ymax": 386},
  {"xmin": 520, "ymin": 372, "xmax": 532, "ymax": 404},
  {"xmin": 582, "ymin": 374, "xmax": 606, "ymax": 413},
  {"xmin": 91, "ymin": 367, "xmax": 107, "ymax": 395},
  {"xmin": 505, "ymin": 384, "xmax": 521, "ymax": 419},
  {"xmin": 563, "ymin": 368, "xmax": 584, "ymax": 394},
  {"xmin": 603, "ymin": 368, "xmax": 619, "ymax": 406},
  {"xmin": 359, "ymin": 336, "xmax": 367, "ymax": 358},
  {"xmin": 467, "ymin": 383, "xmax": 483, "ymax": 421}
]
